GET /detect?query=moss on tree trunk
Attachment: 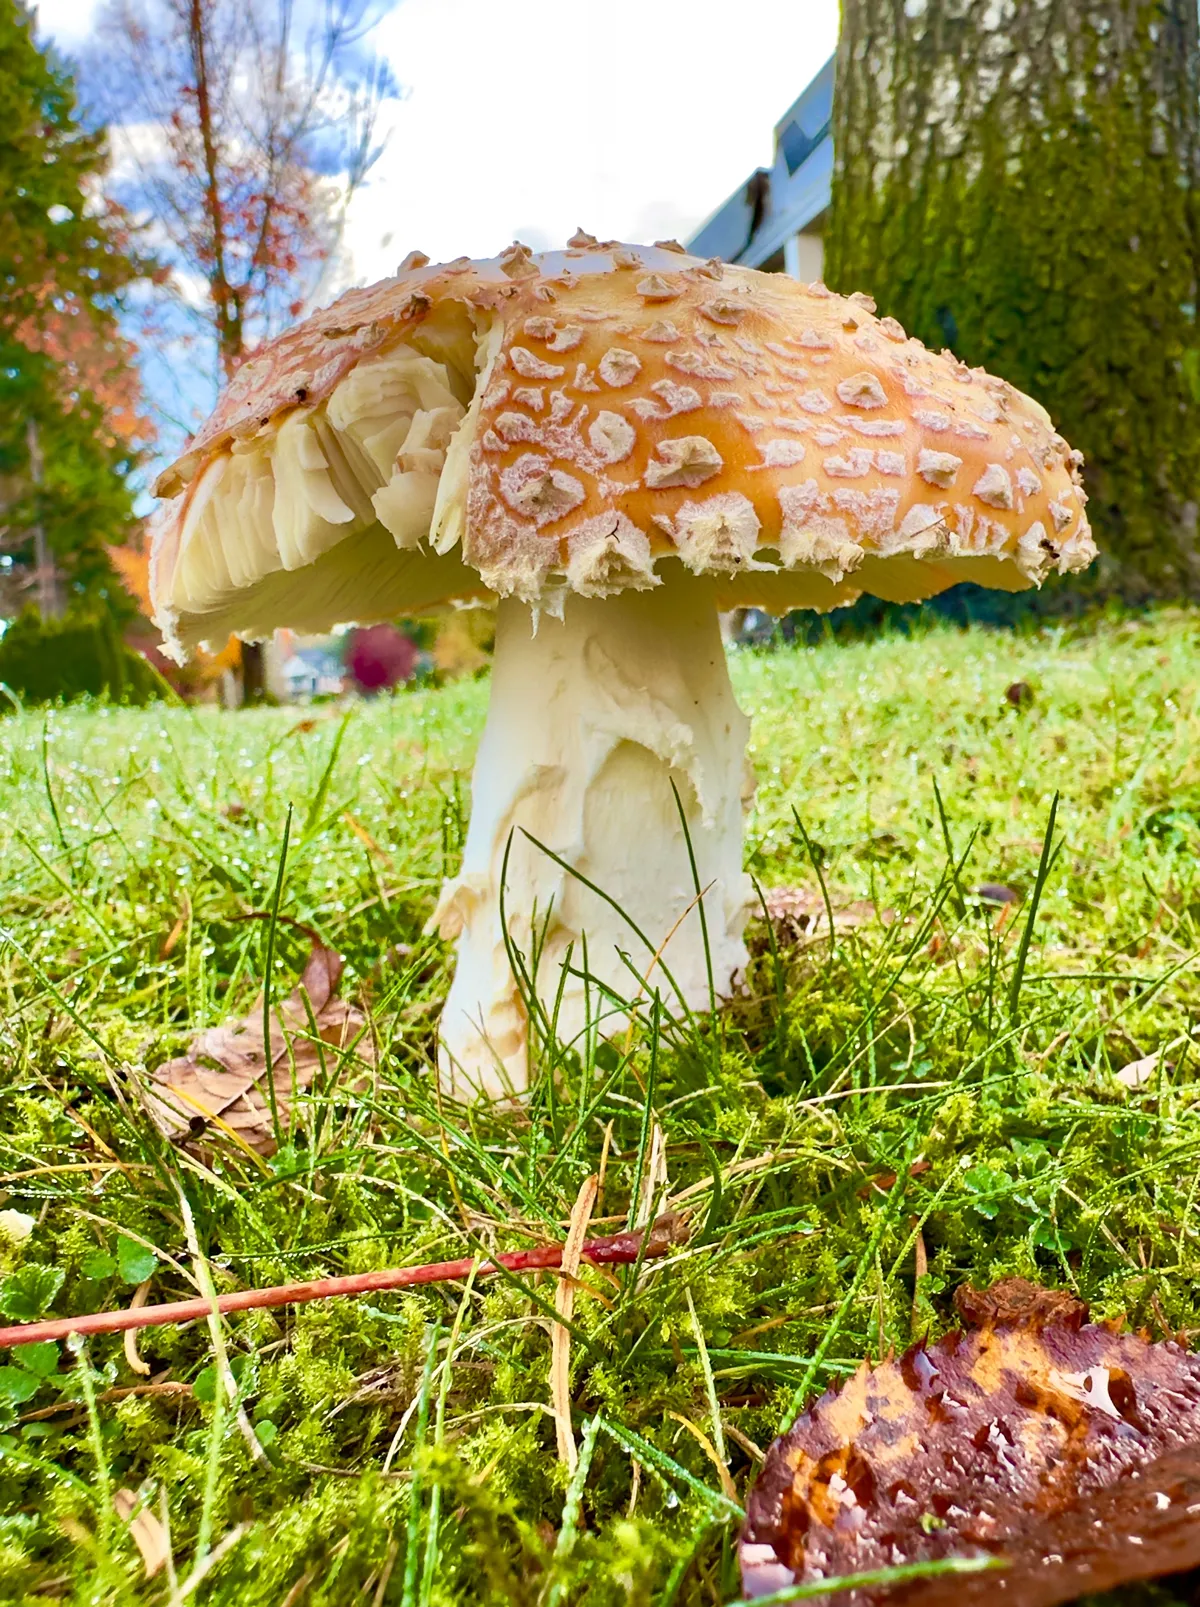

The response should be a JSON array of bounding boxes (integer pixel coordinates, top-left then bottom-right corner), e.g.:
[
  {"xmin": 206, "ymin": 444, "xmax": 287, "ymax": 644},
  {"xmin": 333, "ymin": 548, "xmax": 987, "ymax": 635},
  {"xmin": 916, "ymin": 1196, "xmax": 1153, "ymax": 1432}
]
[{"xmin": 826, "ymin": 0, "xmax": 1200, "ymax": 596}]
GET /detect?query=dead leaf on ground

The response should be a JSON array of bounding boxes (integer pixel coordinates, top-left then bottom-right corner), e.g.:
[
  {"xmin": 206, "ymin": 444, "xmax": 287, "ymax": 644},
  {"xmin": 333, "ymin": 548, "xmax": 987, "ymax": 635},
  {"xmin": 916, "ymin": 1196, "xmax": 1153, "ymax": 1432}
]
[
  {"xmin": 856, "ymin": 1159, "xmax": 931, "ymax": 1199},
  {"xmin": 1116, "ymin": 1053, "xmax": 1171, "ymax": 1090},
  {"xmin": 756, "ymin": 887, "xmax": 895, "ymax": 948},
  {"xmin": 113, "ymin": 1488, "xmax": 170, "ymax": 1578},
  {"xmin": 140, "ymin": 943, "xmax": 374, "ymax": 1158},
  {"xmin": 740, "ymin": 1277, "xmax": 1200, "ymax": 1605}
]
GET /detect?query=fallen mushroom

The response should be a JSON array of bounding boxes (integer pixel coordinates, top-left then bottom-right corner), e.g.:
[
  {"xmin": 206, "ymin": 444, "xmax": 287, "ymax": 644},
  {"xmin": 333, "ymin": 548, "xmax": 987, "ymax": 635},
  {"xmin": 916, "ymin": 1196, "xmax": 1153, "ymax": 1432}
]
[
  {"xmin": 149, "ymin": 241, "xmax": 1096, "ymax": 1097},
  {"xmin": 740, "ymin": 1278, "xmax": 1200, "ymax": 1604}
]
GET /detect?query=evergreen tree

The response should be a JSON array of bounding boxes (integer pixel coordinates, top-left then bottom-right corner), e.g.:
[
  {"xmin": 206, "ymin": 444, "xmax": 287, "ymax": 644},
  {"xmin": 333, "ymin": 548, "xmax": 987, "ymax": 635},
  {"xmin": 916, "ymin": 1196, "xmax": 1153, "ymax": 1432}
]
[
  {"xmin": 0, "ymin": 0, "xmax": 150, "ymax": 614},
  {"xmin": 826, "ymin": 0, "xmax": 1200, "ymax": 597}
]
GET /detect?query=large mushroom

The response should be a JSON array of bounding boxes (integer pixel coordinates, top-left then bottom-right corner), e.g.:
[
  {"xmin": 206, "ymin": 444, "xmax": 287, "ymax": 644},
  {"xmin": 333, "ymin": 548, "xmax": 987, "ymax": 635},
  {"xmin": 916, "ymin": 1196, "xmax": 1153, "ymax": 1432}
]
[{"xmin": 150, "ymin": 237, "xmax": 1096, "ymax": 1097}]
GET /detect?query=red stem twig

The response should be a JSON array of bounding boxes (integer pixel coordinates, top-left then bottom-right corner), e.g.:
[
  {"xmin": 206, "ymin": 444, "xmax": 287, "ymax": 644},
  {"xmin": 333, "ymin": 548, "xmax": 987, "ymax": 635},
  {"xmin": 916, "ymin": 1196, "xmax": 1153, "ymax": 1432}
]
[{"xmin": 0, "ymin": 1214, "xmax": 687, "ymax": 1350}]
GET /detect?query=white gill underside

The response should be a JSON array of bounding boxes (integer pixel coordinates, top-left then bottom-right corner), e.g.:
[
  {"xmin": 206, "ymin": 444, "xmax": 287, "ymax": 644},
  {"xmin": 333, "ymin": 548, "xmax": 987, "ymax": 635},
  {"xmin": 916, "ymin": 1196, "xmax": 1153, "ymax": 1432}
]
[
  {"xmin": 432, "ymin": 571, "xmax": 754, "ymax": 1098},
  {"xmin": 167, "ymin": 346, "xmax": 473, "ymax": 622}
]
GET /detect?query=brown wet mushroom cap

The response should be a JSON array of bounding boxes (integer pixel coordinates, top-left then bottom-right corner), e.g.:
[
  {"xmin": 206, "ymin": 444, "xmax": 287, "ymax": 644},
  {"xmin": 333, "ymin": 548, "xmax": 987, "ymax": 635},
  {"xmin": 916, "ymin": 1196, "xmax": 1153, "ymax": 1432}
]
[{"xmin": 150, "ymin": 241, "xmax": 1095, "ymax": 656}]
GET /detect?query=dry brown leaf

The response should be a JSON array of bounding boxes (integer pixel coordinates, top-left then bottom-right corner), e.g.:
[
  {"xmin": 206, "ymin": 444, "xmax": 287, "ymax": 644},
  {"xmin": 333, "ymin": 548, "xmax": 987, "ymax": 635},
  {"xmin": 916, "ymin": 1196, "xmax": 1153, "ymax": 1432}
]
[
  {"xmin": 758, "ymin": 887, "xmax": 894, "ymax": 948},
  {"xmin": 740, "ymin": 1277, "xmax": 1200, "ymax": 1604},
  {"xmin": 1116, "ymin": 1053, "xmax": 1169, "ymax": 1089},
  {"xmin": 140, "ymin": 943, "xmax": 374, "ymax": 1158},
  {"xmin": 113, "ymin": 1488, "xmax": 170, "ymax": 1578}
]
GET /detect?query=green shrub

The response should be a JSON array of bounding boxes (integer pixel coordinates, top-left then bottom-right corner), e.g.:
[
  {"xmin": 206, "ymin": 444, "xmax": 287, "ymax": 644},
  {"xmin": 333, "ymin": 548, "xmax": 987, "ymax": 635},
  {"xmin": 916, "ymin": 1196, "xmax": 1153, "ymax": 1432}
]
[{"xmin": 0, "ymin": 608, "xmax": 161, "ymax": 707}]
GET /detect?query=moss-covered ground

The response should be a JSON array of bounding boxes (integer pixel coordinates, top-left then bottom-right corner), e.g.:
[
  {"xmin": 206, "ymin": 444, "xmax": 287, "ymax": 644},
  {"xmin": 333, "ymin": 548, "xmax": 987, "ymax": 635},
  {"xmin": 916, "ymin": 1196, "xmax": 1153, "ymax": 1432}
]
[{"xmin": 0, "ymin": 608, "xmax": 1198, "ymax": 1604}]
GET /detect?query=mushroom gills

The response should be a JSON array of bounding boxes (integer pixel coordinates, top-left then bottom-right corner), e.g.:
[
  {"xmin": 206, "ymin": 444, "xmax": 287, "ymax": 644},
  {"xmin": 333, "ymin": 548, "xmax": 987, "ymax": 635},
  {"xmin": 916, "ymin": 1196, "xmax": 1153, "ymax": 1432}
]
[
  {"xmin": 432, "ymin": 566, "xmax": 754, "ymax": 1097},
  {"xmin": 168, "ymin": 344, "xmax": 472, "ymax": 618}
]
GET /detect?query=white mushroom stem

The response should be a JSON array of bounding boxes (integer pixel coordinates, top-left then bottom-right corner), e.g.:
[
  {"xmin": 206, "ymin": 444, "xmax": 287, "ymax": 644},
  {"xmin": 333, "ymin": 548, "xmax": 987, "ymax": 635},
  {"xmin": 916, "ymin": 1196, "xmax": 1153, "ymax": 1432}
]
[{"xmin": 431, "ymin": 569, "xmax": 755, "ymax": 1098}]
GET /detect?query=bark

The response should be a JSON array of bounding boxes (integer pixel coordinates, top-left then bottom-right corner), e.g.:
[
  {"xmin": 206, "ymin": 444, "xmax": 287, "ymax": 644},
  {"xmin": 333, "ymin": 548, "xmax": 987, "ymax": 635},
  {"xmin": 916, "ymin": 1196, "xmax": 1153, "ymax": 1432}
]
[
  {"xmin": 827, "ymin": 0, "xmax": 1200, "ymax": 597},
  {"xmin": 240, "ymin": 639, "xmax": 266, "ymax": 702},
  {"xmin": 186, "ymin": 0, "xmax": 261, "ymax": 696}
]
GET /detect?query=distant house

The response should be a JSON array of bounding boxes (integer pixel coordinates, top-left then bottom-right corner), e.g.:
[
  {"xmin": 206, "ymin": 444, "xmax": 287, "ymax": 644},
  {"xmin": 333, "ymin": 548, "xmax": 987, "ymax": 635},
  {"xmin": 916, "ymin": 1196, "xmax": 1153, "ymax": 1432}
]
[
  {"xmin": 277, "ymin": 643, "xmax": 345, "ymax": 701},
  {"xmin": 687, "ymin": 56, "xmax": 834, "ymax": 281}
]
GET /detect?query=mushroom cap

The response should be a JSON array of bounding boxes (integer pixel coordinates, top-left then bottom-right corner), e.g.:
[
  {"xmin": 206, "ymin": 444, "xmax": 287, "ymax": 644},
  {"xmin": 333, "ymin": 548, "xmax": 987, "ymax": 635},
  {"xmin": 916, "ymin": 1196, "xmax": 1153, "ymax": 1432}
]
[{"xmin": 150, "ymin": 238, "xmax": 1095, "ymax": 656}]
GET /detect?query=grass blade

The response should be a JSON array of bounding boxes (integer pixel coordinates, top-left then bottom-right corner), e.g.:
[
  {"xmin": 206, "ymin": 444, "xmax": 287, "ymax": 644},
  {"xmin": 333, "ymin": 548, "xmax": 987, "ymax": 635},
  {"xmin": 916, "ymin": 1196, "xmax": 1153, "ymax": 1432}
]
[
  {"xmin": 1008, "ymin": 790, "xmax": 1061, "ymax": 1020},
  {"xmin": 261, "ymin": 804, "xmax": 293, "ymax": 1146}
]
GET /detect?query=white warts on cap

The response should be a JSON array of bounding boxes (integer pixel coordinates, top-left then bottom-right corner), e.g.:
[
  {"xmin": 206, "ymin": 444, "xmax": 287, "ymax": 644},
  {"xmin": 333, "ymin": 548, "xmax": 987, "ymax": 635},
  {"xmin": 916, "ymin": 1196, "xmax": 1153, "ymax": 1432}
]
[
  {"xmin": 918, "ymin": 448, "xmax": 963, "ymax": 488},
  {"xmin": 913, "ymin": 408, "xmax": 951, "ymax": 432},
  {"xmin": 777, "ymin": 492, "xmax": 863, "ymax": 581},
  {"xmin": 650, "ymin": 379, "xmax": 702, "ymax": 416},
  {"xmin": 758, "ymin": 439, "xmax": 808, "ymax": 467},
  {"xmin": 588, "ymin": 410, "xmax": 637, "ymax": 464},
  {"xmin": 824, "ymin": 448, "xmax": 874, "ymax": 477},
  {"xmin": 839, "ymin": 416, "xmax": 906, "ymax": 437},
  {"xmin": 499, "ymin": 242, "xmax": 537, "ymax": 277},
  {"xmin": 499, "ymin": 453, "xmax": 585, "ymax": 524},
  {"xmin": 700, "ymin": 298, "xmax": 749, "ymax": 326},
  {"xmin": 598, "ymin": 349, "xmax": 642, "ymax": 387},
  {"xmin": 644, "ymin": 436, "xmax": 724, "ymax": 489},
  {"xmin": 523, "ymin": 318, "xmax": 584, "ymax": 353},
  {"xmin": 897, "ymin": 504, "xmax": 947, "ymax": 556},
  {"xmin": 565, "ymin": 513, "xmax": 658, "ymax": 595},
  {"xmin": 667, "ymin": 492, "xmax": 761, "ymax": 571},
  {"xmin": 510, "ymin": 346, "xmax": 565, "ymax": 380},
  {"xmin": 797, "ymin": 389, "xmax": 833, "ymax": 414},
  {"xmin": 494, "ymin": 411, "xmax": 540, "ymax": 444},
  {"xmin": 665, "ymin": 349, "xmax": 737, "ymax": 381},
  {"xmin": 643, "ymin": 320, "xmax": 681, "ymax": 343},
  {"xmin": 973, "ymin": 462, "xmax": 1015, "ymax": 510},
  {"xmin": 636, "ymin": 274, "xmax": 678, "ymax": 301},
  {"xmin": 836, "ymin": 372, "xmax": 889, "ymax": 409}
]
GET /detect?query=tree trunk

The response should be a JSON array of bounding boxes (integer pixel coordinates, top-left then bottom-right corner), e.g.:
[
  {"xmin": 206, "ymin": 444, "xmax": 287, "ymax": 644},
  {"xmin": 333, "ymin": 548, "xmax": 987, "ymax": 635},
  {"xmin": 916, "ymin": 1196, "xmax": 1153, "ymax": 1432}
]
[
  {"xmin": 826, "ymin": 0, "xmax": 1200, "ymax": 597},
  {"xmin": 187, "ymin": 0, "xmax": 265, "ymax": 702},
  {"xmin": 240, "ymin": 640, "xmax": 266, "ymax": 704},
  {"xmin": 26, "ymin": 419, "xmax": 61, "ymax": 619}
]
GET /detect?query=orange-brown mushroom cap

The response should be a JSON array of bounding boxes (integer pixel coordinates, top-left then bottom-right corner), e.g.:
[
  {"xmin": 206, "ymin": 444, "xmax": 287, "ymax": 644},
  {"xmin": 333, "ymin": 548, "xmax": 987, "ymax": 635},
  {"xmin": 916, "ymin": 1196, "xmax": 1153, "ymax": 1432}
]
[{"xmin": 149, "ymin": 239, "xmax": 1096, "ymax": 656}]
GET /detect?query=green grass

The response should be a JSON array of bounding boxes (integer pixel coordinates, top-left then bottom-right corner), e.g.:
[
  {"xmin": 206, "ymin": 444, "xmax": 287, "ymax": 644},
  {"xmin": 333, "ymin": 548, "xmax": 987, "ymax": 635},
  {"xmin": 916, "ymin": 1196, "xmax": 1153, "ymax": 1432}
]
[{"xmin": 0, "ymin": 607, "xmax": 1199, "ymax": 1604}]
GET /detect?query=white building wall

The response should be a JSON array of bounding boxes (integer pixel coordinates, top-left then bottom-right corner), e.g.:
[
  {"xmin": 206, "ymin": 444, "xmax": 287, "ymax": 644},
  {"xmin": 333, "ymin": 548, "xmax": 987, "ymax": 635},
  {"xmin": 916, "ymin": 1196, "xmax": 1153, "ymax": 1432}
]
[{"xmin": 784, "ymin": 231, "xmax": 825, "ymax": 282}]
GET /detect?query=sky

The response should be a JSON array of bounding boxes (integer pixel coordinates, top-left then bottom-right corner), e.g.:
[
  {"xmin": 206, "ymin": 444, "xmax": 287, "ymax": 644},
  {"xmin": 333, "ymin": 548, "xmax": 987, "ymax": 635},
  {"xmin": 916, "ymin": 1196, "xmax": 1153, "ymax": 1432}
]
[{"xmin": 37, "ymin": 0, "xmax": 841, "ymax": 286}]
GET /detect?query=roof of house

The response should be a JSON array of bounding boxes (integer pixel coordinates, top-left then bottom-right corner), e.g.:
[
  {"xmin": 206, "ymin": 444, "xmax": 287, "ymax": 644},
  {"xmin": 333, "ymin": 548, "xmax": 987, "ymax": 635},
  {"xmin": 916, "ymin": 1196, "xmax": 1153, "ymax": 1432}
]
[{"xmin": 687, "ymin": 55, "xmax": 834, "ymax": 268}]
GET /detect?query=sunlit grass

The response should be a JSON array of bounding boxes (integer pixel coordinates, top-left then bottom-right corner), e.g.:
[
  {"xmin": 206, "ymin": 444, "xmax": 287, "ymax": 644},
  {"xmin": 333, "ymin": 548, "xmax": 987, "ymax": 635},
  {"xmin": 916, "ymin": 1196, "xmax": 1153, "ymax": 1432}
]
[{"xmin": 0, "ymin": 606, "xmax": 1197, "ymax": 1603}]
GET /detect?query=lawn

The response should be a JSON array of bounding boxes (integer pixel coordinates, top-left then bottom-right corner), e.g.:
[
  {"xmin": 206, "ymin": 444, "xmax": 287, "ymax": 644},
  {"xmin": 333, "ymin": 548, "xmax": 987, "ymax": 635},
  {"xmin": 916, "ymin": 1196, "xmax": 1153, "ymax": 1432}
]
[{"xmin": 0, "ymin": 607, "xmax": 1198, "ymax": 1605}]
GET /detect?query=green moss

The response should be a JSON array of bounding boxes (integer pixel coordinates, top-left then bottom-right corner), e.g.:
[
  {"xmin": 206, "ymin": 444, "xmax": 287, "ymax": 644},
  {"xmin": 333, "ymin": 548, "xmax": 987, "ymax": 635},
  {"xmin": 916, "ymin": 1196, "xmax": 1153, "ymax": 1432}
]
[{"xmin": 826, "ymin": 0, "xmax": 1200, "ymax": 596}]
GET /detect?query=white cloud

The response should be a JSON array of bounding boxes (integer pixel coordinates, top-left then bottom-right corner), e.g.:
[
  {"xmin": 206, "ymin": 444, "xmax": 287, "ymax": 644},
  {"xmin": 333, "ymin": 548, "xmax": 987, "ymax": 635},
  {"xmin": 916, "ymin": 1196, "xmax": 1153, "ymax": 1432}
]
[
  {"xmin": 34, "ymin": 0, "xmax": 103, "ymax": 43},
  {"xmin": 341, "ymin": 0, "xmax": 838, "ymax": 284}
]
